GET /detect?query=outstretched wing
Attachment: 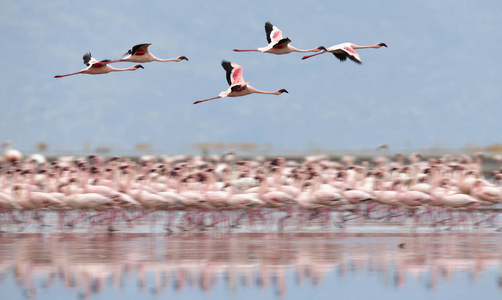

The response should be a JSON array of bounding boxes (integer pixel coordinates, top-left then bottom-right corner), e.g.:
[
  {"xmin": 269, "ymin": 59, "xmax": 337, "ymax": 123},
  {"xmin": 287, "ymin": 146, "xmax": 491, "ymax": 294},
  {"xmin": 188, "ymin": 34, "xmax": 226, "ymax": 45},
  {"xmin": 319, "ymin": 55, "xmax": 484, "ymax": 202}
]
[
  {"xmin": 265, "ymin": 21, "xmax": 283, "ymax": 44},
  {"xmin": 82, "ymin": 52, "xmax": 103, "ymax": 66},
  {"xmin": 127, "ymin": 43, "xmax": 152, "ymax": 56},
  {"xmin": 338, "ymin": 46, "xmax": 362, "ymax": 64},
  {"xmin": 82, "ymin": 53, "xmax": 112, "ymax": 67},
  {"xmin": 82, "ymin": 53, "xmax": 93, "ymax": 66},
  {"xmin": 222, "ymin": 61, "xmax": 245, "ymax": 86}
]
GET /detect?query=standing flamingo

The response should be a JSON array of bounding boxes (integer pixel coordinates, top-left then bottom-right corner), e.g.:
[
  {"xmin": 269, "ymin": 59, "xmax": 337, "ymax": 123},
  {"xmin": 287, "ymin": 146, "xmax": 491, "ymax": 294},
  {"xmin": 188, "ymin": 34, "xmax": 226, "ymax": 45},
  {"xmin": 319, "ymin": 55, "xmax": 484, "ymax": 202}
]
[
  {"xmin": 233, "ymin": 21, "xmax": 325, "ymax": 55},
  {"xmin": 106, "ymin": 43, "xmax": 188, "ymax": 63},
  {"xmin": 54, "ymin": 53, "xmax": 144, "ymax": 78},
  {"xmin": 193, "ymin": 61, "xmax": 288, "ymax": 105},
  {"xmin": 302, "ymin": 42, "xmax": 387, "ymax": 63}
]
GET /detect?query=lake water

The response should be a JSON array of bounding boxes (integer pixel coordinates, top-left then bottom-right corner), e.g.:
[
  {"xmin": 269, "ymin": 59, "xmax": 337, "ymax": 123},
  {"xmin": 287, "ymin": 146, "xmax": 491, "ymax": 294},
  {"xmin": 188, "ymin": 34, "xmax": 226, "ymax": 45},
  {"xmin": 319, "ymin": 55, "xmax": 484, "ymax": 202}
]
[{"xmin": 1, "ymin": 226, "xmax": 501, "ymax": 300}]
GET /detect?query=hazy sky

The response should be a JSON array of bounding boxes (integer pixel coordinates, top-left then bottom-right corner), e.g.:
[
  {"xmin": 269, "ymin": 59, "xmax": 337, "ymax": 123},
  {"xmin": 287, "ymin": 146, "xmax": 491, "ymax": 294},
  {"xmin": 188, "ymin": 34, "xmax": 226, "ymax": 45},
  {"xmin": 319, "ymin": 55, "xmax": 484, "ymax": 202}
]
[{"xmin": 1, "ymin": 0, "xmax": 501, "ymax": 157}]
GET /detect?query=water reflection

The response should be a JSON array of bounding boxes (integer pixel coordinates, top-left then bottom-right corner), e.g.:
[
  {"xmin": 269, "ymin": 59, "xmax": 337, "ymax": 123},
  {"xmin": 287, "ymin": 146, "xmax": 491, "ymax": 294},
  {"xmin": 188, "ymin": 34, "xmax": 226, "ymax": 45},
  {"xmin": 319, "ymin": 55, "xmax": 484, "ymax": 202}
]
[{"xmin": 1, "ymin": 232, "xmax": 501, "ymax": 299}]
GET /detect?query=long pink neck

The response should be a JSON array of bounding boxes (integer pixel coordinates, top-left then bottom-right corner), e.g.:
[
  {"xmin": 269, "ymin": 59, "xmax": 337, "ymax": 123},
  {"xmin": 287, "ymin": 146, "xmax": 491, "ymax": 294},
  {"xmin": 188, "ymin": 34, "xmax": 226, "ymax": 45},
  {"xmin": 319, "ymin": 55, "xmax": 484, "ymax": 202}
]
[
  {"xmin": 246, "ymin": 86, "xmax": 279, "ymax": 95},
  {"xmin": 290, "ymin": 46, "xmax": 322, "ymax": 53},
  {"xmin": 251, "ymin": 90, "xmax": 275, "ymax": 95},
  {"xmin": 352, "ymin": 44, "xmax": 381, "ymax": 49},
  {"xmin": 109, "ymin": 66, "xmax": 139, "ymax": 72}
]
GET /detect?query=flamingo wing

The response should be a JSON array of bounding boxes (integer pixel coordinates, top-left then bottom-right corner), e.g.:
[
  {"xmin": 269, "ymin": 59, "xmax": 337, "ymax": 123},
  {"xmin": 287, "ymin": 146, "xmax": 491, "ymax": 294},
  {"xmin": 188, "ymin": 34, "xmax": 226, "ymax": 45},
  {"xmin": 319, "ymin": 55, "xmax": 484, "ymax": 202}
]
[
  {"xmin": 332, "ymin": 46, "xmax": 362, "ymax": 64},
  {"xmin": 265, "ymin": 21, "xmax": 283, "ymax": 44},
  {"xmin": 83, "ymin": 53, "xmax": 98, "ymax": 66},
  {"xmin": 230, "ymin": 83, "xmax": 249, "ymax": 92},
  {"xmin": 272, "ymin": 38, "xmax": 292, "ymax": 50},
  {"xmin": 222, "ymin": 61, "xmax": 245, "ymax": 86},
  {"xmin": 82, "ymin": 53, "xmax": 112, "ymax": 67},
  {"xmin": 128, "ymin": 43, "xmax": 152, "ymax": 56}
]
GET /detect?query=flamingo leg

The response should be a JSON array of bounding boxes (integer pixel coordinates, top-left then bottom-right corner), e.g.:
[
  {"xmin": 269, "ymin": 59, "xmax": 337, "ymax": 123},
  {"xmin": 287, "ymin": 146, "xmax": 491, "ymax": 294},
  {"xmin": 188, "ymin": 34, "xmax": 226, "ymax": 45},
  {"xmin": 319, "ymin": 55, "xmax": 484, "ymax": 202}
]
[
  {"xmin": 233, "ymin": 49, "xmax": 260, "ymax": 52},
  {"xmin": 301, "ymin": 50, "xmax": 327, "ymax": 60},
  {"xmin": 54, "ymin": 71, "xmax": 84, "ymax": 78},
  {"xmin": 193, "ymin": 96, "xmax": 221, "ymax": 105}
]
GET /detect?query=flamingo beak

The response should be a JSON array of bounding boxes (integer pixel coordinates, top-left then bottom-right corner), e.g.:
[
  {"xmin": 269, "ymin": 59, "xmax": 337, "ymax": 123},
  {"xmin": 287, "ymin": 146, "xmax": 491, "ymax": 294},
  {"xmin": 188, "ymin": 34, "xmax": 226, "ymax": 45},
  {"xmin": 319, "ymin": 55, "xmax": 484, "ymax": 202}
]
[
  {"xmin": 135, "ymin": 65, "xmax": 145, "ymax": 69},
  {"xmin": 179, "ymin": 56, "xmax": 189, "ymax": 61},
  {"xmin": 379, "ymin": 43, "xmax": 388, "ymax": 47}
]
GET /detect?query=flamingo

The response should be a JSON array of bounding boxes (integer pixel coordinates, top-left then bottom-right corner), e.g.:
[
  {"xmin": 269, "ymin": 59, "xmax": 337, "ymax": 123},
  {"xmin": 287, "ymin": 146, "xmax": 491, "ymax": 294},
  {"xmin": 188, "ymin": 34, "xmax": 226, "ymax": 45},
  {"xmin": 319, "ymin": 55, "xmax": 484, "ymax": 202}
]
[
  {"xmin": 193, "ymin": 61, "xmax": 288, "ymax": 105},
  {"xmin": 233, "ymin": 21, "xmax": 325, "ymax": 55},
  {"xmin": 54, "ymin": 53, "xmax": 144, "ymax": 78},
  {"xmin": 2, "ymin": 141, "xmax": 22, "ymax": 162},
  {"xmin": 106, "ymin": 43, "xmax": 188, "ymax": 63},
  {"xmin": 302, "ymin": 42, "xmax": 387, "ymax": 63}
]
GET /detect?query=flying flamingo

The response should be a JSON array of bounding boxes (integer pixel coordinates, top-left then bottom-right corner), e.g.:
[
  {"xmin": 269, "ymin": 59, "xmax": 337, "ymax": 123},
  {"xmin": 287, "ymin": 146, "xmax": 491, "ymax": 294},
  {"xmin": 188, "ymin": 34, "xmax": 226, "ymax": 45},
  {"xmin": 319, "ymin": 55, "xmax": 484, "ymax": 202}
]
[
  {"xmin": 2, "ymin": 141, "xmax": 22, "ymax": 162},
  {"xmin": 54, "ymin": 53, "xmax": 144, "ymax": 78},
  {"xmin": 106, "ymin": 43, "xmax": 188, "ymax": 63},
  {"xmin": 302, "ymin": 42, "xmax": 387, "ymax": 63},
  {"xmin": 233, "ymin": 21, "xmax": 325, "ymax": 55},
  {"xmin": 193, "ymin": 61, "xmax": 288, "ymax": 105}
]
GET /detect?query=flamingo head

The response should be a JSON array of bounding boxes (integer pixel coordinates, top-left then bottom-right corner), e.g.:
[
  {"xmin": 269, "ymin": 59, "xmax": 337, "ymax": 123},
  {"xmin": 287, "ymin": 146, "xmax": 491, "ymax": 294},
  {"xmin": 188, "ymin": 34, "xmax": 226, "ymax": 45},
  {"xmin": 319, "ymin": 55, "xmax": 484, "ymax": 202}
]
[
  {"xmin": 270, "ymin": 157, "xmax": 285, "ymax": 166},
  {"xmin": 134, "ymin": 65, "xmax": 145, "ymax": 69},
  {"xmin": 178, "ymin": 56, "xmax": 189, "ymax": 61},
  {"xmin": 278, "ymin": 89, "xmax": 288, "ymax": 94},
  {"xmin": 378, "ymin": 43, "xmax": 388, "ymax": 47}
]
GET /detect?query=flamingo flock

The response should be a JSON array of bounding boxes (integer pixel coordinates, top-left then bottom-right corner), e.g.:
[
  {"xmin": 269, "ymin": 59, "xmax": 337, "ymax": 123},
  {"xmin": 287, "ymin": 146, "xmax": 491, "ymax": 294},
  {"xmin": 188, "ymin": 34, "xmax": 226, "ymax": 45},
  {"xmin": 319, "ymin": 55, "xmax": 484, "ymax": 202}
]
[
  {"xmin": 54, "ymin": 53, "xmax": 146, "ymax": 78},
  {"xmin": 0, "ymin": 151, "xmax": 501, "ymax": 232},
  {"xmin": 54, "ymin": 21, "xmax": 387, "ymax": 104},
  {"xmin": 54, "ymin": 44, "xmax": 186, "ymax": 78}
]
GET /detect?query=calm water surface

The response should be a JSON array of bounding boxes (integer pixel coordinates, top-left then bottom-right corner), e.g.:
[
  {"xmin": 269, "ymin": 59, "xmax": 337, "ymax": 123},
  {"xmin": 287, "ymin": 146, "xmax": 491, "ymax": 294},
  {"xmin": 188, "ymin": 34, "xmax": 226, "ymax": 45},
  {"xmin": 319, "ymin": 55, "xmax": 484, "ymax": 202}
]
[{"xmin": 1, "ymin": 229, "xmax": 501, "ymax": 300}]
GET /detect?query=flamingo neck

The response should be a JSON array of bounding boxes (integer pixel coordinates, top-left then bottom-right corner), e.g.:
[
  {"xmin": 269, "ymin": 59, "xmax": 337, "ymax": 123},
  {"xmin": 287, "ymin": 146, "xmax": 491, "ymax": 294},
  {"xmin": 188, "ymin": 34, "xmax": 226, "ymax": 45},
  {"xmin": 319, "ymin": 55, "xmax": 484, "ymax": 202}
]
[
  {"xmin": 245, "ymin": 86, "xmax": 275, "ymax": 95},
  {"xmin": 155, "ymin": 57, "xmax": 179, "ymax": 62},
  {"xmin": 352, "ymin": 44, "xmax": 381, "ymax": 49},
  {"xmin": 109, "ymin": 66, "xmax": 137, "ymax": 72},
  {"xmin": 288, "ymin": 46, "xmax": 321, "ymax": 53}
]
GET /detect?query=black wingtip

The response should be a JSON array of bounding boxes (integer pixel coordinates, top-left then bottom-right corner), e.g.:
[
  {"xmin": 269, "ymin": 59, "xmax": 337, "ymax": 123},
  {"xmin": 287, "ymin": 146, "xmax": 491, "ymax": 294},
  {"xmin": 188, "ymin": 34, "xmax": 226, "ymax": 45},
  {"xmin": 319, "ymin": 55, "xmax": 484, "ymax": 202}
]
[{"xmin": 83, "ymin": 52, "xmax": 92, "ymax": 66}]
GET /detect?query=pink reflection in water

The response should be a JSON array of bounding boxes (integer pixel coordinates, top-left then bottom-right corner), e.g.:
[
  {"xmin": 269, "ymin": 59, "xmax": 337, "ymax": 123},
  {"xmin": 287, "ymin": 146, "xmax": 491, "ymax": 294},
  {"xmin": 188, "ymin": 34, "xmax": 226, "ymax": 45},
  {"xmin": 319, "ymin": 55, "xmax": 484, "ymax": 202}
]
[{"xmin": 0, "ymin": 232, "xmax": 501, "ymax": 299}]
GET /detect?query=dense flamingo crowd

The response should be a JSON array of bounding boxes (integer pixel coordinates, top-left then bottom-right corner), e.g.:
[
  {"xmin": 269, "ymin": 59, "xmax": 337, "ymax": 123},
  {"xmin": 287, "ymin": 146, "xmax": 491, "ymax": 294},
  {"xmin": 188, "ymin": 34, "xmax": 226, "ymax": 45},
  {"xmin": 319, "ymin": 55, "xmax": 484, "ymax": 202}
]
[{"xmin": 1, "ymin": 151, "xmax": 501, "ymax": 232}]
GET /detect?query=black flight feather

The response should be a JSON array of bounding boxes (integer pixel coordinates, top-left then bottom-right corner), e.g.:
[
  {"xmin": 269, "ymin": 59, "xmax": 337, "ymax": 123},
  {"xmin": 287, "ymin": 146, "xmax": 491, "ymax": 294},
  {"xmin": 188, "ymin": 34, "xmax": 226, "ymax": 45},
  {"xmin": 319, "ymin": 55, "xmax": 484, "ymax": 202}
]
[
  {"xmin": 265, "ymin": 21, "xmax": 274, "ymax": 44},
  {"xmin": 83, "ymin": 53, "xmax": 92, "ymax": 66},
  {"xmin": 221, "ymin": 61, "xmax": 233, "ymax": 86}
]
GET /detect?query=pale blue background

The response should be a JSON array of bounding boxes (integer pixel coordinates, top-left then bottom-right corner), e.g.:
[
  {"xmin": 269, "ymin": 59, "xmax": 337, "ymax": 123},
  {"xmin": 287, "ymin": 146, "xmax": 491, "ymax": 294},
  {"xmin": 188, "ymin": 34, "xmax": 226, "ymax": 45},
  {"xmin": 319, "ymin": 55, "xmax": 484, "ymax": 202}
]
[{"xmin": 1, "ymin": 0, "xmax": 501, "ymax": 156}]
